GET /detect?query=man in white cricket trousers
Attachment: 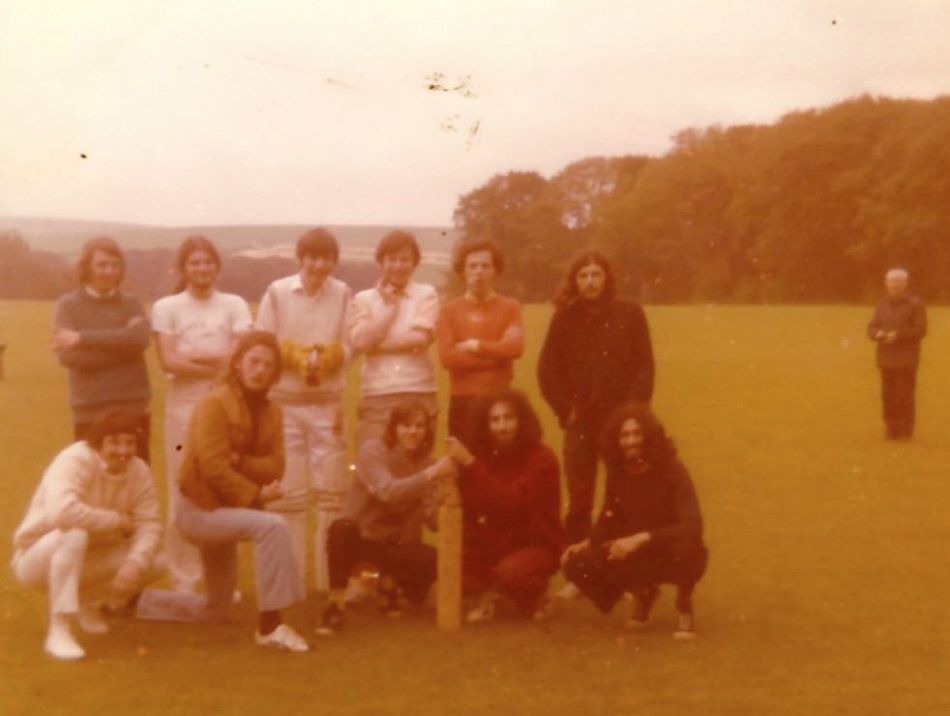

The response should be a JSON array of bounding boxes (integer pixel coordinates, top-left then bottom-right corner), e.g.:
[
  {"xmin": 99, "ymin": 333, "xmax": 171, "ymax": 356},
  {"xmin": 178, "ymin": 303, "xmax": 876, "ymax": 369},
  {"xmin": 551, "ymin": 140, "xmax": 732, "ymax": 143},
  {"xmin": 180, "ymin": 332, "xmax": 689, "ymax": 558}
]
[{"xmin": 255, "ymin": 227, "xmax": 352, "ymax": 592}]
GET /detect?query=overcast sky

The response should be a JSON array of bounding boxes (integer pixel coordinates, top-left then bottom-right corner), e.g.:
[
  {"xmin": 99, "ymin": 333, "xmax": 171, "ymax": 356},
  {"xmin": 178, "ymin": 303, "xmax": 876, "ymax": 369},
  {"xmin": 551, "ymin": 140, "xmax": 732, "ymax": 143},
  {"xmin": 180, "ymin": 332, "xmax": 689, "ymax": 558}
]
[{"xmin": 2, "ymin": 0, "xmax": 948, "ymax": 227}]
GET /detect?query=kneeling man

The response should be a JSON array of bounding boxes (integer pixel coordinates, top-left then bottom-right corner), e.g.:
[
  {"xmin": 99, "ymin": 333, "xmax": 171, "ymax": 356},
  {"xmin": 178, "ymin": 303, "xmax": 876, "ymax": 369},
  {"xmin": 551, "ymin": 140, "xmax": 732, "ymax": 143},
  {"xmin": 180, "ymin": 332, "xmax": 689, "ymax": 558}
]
[{"xmin": 11, "ymin": 410, "xmax": 163, "ymax": 660}]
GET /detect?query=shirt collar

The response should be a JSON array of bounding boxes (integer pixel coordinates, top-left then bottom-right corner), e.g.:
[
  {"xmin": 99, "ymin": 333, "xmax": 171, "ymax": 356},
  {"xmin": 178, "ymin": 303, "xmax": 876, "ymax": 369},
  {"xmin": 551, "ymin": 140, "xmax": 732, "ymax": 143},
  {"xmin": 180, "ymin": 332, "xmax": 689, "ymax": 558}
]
[{"xmin": 83, "ymin": 285, "xmax": 119, "ymax": 299}]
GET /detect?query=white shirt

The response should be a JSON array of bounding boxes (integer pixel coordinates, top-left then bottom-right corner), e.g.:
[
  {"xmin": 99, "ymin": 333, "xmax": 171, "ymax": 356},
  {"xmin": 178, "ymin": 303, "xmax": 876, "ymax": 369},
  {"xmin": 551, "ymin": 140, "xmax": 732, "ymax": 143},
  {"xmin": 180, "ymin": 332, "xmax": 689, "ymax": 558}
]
[
  {"xmin": 151, "ymin": 290, "xmax": 253, "ymax": 397},
  {"xmin": 255, "ymin": 273, "xmax": 352, "ymax": 402},
  {"xmin": 349, "ymin": 281, "xmax": 439, "ymax": 397}
]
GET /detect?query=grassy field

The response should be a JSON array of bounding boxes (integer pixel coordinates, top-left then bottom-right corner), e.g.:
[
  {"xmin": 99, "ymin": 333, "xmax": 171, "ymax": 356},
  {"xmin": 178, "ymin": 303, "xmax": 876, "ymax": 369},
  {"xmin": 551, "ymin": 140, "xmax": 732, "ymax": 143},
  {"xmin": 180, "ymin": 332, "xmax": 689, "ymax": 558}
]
[{"xmin": 1, "ymin": 301, "xmax": 948, "ymax": 715}]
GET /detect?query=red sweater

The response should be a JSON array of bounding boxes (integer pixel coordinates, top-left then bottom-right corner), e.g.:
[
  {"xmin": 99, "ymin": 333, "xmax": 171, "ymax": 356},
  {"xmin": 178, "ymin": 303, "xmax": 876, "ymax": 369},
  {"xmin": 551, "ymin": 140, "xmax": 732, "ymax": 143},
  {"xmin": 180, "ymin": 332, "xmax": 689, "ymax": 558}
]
[
  {"xmin": 460, "ymin": 443, "xmax": 564, "ymax": 561},
  {"xmin": 436, "ymin": 294, "xmax": 524, "ymax": 396}
]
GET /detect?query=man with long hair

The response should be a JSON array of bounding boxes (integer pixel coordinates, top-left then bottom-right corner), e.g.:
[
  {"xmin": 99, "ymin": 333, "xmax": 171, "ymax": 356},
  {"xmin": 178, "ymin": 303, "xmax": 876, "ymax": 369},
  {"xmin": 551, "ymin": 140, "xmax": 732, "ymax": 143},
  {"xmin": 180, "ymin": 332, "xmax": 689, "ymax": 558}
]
[
  {"xmin": 561, "ymin": 403, "xmax": 707, "ymax": 638},
  {"xmin": 537, "ymin": 251, "xmax": 654, "ymax": 597},
  {"xmin": 51, "ymin": 237, "xmax": 152, "ymax": 460},
  {"xmin": 11, "ymin": 409, "xmax": 164, "ymax": 660},
  {"xmin": 151, "ymin": 236, "xmax": 252, "ymax": 594},
  {"xmin": 445, "ymin": 390, "xmax": 563, "ymax": 622},
  {"xmin": 348, "ymin": 230, "xmax": 440, "ymax": 448},
  {"xmin": 319, "ymin": 398, "xmax": 456, "ymax": 634},
  {"xmin": 255, "ymin": 228, "xmax": 352, "ymax": 593},
  {"xmin": 436, "ymin": 237, "xmax": 524, "ymax": 441},
  {"xmin": 136, "ymin": 331, "xmax": 309, "ymax": 652}
]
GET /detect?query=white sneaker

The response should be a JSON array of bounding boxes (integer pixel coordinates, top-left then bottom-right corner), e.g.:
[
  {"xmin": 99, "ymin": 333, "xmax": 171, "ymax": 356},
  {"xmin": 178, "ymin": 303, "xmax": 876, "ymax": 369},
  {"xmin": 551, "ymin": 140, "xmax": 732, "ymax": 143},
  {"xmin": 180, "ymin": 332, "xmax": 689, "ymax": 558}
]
[
  {"xmin": 45, "ymin": 614, "xmax": 85, "ymax": 660},
  {"xmin": 78, "ymin": 605, "xmax": 109, "ymax": 634},
  {"xmin": 254, "ymin": 624, "xmax": 310, "ymax": 653},
  {"xmin": 556, "ymin": 582, "xmax": 580, "ymax": 599}
]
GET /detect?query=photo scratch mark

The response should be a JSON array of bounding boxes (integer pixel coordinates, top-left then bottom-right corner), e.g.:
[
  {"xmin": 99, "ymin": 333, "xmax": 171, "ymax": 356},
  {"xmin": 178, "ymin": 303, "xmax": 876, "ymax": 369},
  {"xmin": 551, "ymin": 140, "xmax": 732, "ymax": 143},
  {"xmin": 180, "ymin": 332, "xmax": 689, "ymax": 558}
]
[{"xmin": 424, "ymin": 73, "xmax": 476, "ymax": 98}]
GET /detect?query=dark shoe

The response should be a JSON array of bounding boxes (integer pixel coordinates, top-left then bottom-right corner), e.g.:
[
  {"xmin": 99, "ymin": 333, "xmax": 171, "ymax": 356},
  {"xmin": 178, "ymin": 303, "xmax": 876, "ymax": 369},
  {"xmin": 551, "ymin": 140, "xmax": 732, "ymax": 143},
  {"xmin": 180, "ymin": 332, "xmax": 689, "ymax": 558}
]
[
  {"xmin": 316, "ymin": 603, "xmax": 345, "ymax": 636},
  {"xmin": 626, "ymin": 585, "xmax": 659, "ymax": 627},
  {"xmin": 673, "ymin": 610, "xmax": 695, "ymax": 640}
]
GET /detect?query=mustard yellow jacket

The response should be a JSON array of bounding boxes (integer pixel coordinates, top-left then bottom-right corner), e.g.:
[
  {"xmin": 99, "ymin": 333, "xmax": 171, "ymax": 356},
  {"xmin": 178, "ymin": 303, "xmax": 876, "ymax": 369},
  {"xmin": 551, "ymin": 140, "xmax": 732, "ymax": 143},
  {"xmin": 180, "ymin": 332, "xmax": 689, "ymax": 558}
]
[{"xmin": 179, "ymin": 382, "xmax": 285, "ymax": 510}]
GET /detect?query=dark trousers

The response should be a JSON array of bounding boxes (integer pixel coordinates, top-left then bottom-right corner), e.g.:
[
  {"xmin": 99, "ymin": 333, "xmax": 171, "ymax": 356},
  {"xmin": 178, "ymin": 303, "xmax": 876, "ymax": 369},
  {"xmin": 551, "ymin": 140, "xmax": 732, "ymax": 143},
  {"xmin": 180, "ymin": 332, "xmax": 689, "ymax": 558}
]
[
  {"xmin": 326, "ymin": 519, "xmax": 436, "ymax": 605},
  {"xmin": 562, "ymin": 421, "xmax": 602, "ymax": 543},
  {"xmin": 880, "ymin": 368, "xmax": 917, "ymax": 438},
  {"xmin": 74, "ymin": 412, "xmax": 151, "ymax": 464},
  {"xmin": 463, "ymin": 544, "xmax": 559, "ymax": 614},
  {"xmin": 564, "ymin": 543, "xmax": 708, "ymax": 614},
  {"xmin": 447, "ymin": 395, "xmax": 481, "ymax": 443}
]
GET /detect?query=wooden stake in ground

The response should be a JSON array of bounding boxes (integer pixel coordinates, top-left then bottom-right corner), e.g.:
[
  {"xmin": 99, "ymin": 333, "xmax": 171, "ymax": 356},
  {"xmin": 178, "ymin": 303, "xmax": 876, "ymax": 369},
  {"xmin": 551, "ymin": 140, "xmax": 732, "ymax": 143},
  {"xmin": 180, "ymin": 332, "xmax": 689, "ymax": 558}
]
[{"xmin": 437, "ymin": 470, "xmax": 462, "ymax": 631}]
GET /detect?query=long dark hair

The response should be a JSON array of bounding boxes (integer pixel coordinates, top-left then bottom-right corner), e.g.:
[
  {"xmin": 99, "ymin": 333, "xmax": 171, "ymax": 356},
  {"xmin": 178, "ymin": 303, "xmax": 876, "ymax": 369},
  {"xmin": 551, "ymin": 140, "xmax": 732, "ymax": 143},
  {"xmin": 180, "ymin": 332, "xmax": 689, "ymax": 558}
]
[
  {"xmin": 76, "ymin": 237, "xmax": 124, "ymax": 286},
  {"xmin": 599, "ymin": 402, "xmax": 677, "ymax": 468},
  {"xmin": 225, "ymin": 330, "xmax": 282, "ymax": 389},
  {"xmin": 554, "ymin": 250, "xmax": 617, "ymax": 308},
  {"xmin": 173, "ymin": 236, "xmax": 221, "ymax": 293},
  {"xmin": 467, "ymin": 390, "xmax": 542, "ymax": 460}
]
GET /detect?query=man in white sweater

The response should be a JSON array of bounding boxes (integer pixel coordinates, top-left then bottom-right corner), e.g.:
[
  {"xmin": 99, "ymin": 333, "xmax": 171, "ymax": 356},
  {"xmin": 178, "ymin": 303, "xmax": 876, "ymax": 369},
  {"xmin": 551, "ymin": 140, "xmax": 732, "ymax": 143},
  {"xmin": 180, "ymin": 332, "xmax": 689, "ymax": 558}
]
[{"xmin": 11, "ymin": 409, "xmax": 164, "ymax": 660}]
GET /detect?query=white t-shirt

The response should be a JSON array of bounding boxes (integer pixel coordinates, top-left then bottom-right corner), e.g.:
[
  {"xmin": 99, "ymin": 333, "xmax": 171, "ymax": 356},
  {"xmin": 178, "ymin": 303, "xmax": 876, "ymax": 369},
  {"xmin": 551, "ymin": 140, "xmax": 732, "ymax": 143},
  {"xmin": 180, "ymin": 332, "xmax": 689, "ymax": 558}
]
[{"xmin": 151, "ymin": 290, "xmax": 253, "ymax": 395}]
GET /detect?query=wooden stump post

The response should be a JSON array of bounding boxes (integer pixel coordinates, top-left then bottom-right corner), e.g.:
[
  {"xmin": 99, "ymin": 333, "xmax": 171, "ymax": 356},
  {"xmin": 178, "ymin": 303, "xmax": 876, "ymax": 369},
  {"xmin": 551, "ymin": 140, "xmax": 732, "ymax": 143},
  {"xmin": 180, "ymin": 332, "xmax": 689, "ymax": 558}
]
[
  {"xmin": 436, "ymin": 472, "xmax": 462, "ymax": 631},
  {"xmin": 0, "ymin": 344, "xmax": 5, "ymax": 381}
]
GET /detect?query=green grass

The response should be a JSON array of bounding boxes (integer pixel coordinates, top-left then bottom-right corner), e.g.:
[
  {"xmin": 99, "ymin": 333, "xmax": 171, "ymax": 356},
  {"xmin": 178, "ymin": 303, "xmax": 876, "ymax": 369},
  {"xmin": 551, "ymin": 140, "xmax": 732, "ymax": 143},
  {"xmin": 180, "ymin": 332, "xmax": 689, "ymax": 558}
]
[{"xmin": 1, "ymin": 301, "xmax": 948, "ymax": 715}]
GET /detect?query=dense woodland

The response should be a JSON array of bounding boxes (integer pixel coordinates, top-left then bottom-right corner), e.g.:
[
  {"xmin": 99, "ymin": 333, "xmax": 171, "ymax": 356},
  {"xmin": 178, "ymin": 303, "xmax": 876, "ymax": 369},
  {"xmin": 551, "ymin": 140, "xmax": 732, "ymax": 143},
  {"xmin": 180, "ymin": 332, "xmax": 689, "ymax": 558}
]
[
  {"xmin": 3, "ymin": 95, "xmax": 948, "ymax": 303},
  {"xmin": 455, "ymin": 95, "xmax": 950, "ymax": 303}
]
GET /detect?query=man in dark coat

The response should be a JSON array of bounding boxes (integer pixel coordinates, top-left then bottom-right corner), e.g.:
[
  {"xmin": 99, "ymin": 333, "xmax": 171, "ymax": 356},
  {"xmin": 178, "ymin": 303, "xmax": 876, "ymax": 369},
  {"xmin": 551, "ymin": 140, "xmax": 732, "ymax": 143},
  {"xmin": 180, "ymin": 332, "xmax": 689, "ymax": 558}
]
[
  {"xmin": 867, "ymin": 268, "xmax": 927, "ymax": 440},
  {"xmin": 537, "ymin": 252, "xmax": 654, "ymax": 558}
]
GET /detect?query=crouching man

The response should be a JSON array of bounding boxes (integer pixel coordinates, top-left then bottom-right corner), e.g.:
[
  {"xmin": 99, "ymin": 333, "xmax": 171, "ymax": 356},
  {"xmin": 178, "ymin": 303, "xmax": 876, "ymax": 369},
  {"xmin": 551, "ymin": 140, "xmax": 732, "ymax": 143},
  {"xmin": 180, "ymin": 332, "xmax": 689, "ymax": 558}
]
[{"xmin": 11, "ymin": 410, "xmax": 164, "ymax": 660}]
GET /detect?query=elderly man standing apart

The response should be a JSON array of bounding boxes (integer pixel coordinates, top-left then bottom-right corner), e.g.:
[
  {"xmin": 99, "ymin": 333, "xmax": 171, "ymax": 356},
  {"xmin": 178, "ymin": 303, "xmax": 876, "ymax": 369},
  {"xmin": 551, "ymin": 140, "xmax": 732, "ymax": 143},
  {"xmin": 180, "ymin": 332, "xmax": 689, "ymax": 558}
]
[
  {"xmin": 436, "ymin": 237, "xmax": 524, "ymax": 441},
  {"xmin": 348, "ymin": 230, "xmax": 440, "ymax": 448},
  {"xmin": 255, "ymin": 228, "xmax": 351, "ymax": 592},
  {"xmin": 867, "ymin": 268, "xmax": 927, "ymax": 440},
  {"xmin": 11, "ymin": 410, "xmax": 164, "ymax": 660},
  {"xmin": 51, "ymin": 237, "xmax": 152, "ymax": 461}
]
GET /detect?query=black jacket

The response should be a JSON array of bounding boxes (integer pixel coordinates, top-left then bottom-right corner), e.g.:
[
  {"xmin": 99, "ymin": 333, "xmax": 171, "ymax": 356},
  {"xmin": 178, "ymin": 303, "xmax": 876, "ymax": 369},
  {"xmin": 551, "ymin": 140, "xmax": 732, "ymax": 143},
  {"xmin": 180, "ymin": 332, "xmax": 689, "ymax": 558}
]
[
  {"xmin": 867, "ymin": 294, "xmax": 926, "ymax": 370},
  {"xmin": 537, "ymin": 299, "xmax": 654, "ymax": 427}
]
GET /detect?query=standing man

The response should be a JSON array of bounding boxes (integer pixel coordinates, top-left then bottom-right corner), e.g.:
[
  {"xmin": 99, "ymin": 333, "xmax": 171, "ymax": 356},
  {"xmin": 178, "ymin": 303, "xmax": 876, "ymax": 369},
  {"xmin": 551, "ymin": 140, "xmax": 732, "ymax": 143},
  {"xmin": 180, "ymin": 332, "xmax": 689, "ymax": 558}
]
[
  {"xmin": 867, "ymin": 268, "xmax": 927, "ymax": 440},
  {"xmin": 11, "ymin": 409, "xmax": 165, "ymax": 660},
  {"xmin": 538, "ymin": 251, "xmax": 654, "ymax": 598},
  {"xmin": 52, "ymin": 237, "xmax": 152, "ymax": 461},
  {"xmin": 348, "ymin": 230, "xmax": 440, "ymax": 448},
  {"xmin": 436, "ymin": 237, "xmax": 524, "ymax": 440},
  {"xmin": 255, "ymin": 228, "xmax": 351, "ymax": 591},
  {"xmin": 151, "ymin": 236, "xmax": 253, "ymax": 594}
]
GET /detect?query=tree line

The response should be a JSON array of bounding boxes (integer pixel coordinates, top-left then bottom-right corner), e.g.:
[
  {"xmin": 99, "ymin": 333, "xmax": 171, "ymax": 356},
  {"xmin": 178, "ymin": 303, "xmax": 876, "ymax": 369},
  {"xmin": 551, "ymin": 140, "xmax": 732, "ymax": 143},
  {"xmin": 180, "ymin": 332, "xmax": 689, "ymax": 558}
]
[{"xmin": 453, "ymin": 95, "xmax": 950, "ymax": 303}]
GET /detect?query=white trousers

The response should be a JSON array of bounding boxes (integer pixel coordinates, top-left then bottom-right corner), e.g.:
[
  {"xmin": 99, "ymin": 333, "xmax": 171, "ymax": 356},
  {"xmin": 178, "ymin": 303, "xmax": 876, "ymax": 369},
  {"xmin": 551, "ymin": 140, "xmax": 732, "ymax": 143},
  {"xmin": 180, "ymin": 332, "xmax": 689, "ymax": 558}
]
[
  {"xmin": 267, "ymin": 400, "xmax": 350, "ymax": 592},
  {"xmin": 163, "ymin": 383, "xmax": 213, "ymax": 593},
  {"xmin": 12, "ymin": 529, "xmax": 163, "ymax": 615}
]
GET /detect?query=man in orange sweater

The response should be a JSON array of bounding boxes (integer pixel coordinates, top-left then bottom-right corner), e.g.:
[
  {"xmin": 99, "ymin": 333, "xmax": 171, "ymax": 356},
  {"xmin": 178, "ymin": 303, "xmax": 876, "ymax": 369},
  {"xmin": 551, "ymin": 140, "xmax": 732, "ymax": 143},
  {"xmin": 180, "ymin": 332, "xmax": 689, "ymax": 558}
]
[{"xmin": 436, "ymin": 237, "xmax": 524, "ymax": 440}]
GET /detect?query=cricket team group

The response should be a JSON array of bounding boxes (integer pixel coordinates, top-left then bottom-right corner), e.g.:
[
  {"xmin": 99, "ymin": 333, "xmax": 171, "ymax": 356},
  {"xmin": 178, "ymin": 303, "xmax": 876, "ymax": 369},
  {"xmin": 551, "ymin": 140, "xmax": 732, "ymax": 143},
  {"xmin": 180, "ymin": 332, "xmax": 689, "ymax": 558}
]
[{"xmin": 10, "ymin": 228, "xmax": 709, "ymax": 660}]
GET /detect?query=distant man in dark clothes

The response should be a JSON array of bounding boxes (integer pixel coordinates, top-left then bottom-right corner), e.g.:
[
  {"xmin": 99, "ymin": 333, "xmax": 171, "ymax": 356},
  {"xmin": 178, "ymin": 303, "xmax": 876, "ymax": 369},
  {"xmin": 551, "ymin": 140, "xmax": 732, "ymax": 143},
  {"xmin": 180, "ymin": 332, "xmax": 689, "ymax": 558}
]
[
  {"xmin": 51, "ymin": 237, "xmax": 152, "ymax": 461},
  {"xmin": 537, "ymin": 251, "xmax": 654, "ymax": 562},
  {"xmin": 562, "ymin": 403, "xmax": 707, "ymax": 638},
  {"xmin": 867, "ymin": 268, "xmax": 927, "ymax": 440}
]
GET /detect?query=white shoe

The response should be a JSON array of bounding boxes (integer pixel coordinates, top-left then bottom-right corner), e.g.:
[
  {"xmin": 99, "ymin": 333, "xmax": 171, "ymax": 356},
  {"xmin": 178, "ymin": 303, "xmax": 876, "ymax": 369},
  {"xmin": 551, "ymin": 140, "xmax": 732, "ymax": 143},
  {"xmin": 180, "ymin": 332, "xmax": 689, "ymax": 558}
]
[
  {"xmin": 45, "ymin": 614, "xmax": 85, "ymax": 660},
  {"xmin": 78, "ymin": 605, "xmax": 109, "ymax": 634},
  {"xmin": 254, "ymin": 624, "xmax": 310, "ymax": 653},
  {"xmin": 465, "ymin": 592, "xmax": 498, "ymax": 623},
  {"xmin": 555, "ymin": 582, "xmax": 580, "ymax": 599}
]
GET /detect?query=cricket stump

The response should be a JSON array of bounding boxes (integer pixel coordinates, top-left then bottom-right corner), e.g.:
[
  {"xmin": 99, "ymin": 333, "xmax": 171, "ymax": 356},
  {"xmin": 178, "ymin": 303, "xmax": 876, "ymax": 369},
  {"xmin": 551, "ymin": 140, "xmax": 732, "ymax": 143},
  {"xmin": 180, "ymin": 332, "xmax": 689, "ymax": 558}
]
[{"xmin": 437, "ymin": 473, "xmax": 462, "ymax": 631}]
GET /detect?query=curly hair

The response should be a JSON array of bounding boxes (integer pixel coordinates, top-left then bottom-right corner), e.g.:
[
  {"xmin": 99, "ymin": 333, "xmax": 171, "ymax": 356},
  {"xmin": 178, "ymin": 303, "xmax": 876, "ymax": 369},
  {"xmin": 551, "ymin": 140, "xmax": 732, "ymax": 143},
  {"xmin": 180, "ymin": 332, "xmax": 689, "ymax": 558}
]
[
  {"xmin": 554, "ymin": 250, "xmax": 617, "ymax": 308},
  {"xmin": 173, "ymin": 235, "xmax": 221, "ymax": 293},
  {"xmin": 84, "ymin": 408, "xmax": 143, "ymax": 450},
  {"xmin": 382, "ymin": 398, "xmax": 435, "ymax": 456},
  {"xmin": 76, "ymin": 236, "xmax": 124, "ymax": 286},
  {"xmin": 467, "ymin": 390, "xmax": 542, "ymax": 459},
  {"xmin": 599, "ymin": 402, "xmax": 677, "ymax": 468},
  {"xmin": 451, "ymin": 236, "xmax": 504, "ymax": 276},
  {"xmin": 226, "ymin": 330, "xmax": 283, "ymax": 389}
]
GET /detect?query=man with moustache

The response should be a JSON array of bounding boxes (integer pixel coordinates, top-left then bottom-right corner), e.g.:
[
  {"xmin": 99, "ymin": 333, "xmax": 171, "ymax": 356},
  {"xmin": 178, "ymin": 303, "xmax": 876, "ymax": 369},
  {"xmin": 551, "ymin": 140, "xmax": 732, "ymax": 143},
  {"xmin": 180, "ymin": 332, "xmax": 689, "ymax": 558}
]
[
  {"xmin": 51, "ymin": 237, "xmax": 152, "ymax": 461},
  {"xmin": 255, "ymin": 228, "xmax": 351, "ymax": 592},
  {"xmin": 538, "ymin": 252, "xmax": 654, "ymax": 601},
  {"xmin": 151, "ymin": 236, "xmax": 253, "ymax": 594}
]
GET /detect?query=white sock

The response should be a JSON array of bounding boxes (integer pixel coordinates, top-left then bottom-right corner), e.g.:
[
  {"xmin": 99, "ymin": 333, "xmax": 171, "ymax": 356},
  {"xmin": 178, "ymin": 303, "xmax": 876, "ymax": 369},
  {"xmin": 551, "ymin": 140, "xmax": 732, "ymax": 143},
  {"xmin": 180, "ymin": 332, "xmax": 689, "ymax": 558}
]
[{"xmin": 45, "ymin": 613, "xmax": 85, "ymax": 660}]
